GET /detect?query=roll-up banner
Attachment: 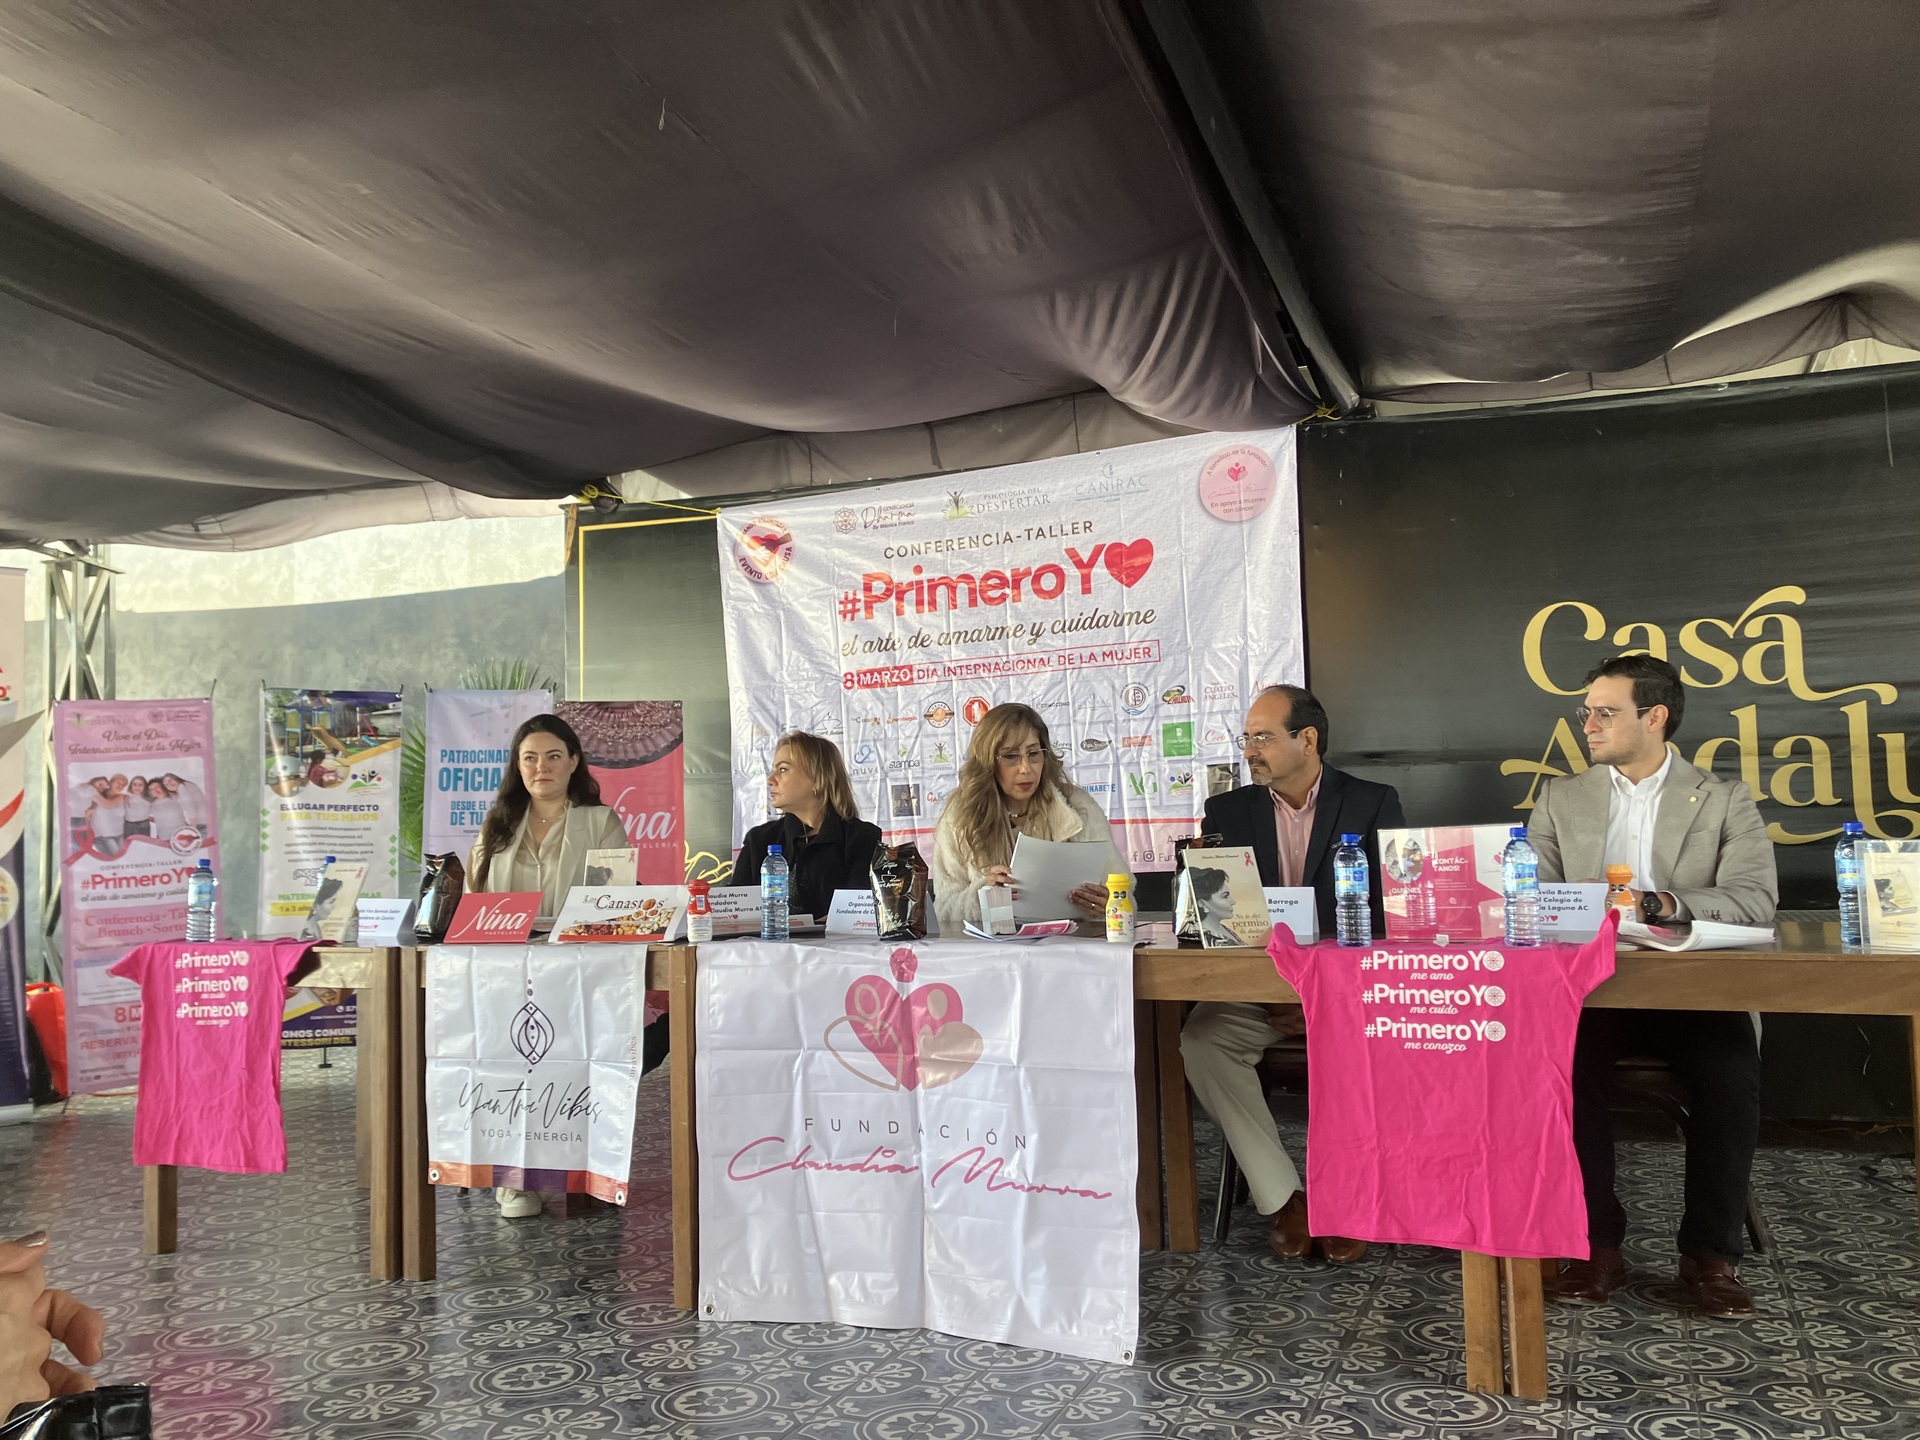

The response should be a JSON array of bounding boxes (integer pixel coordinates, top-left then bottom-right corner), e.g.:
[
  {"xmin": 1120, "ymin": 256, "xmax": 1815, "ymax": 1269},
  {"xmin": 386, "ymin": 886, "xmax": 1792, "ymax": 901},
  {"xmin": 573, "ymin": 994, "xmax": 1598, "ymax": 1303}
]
[
  {"xmin": 716, "ymin": 430, "xmax": 1304, "ymax": 870},
  {"xmin": 0, "ymin": 569, "xmax": 30, "ymax": 1117},
  {"xmin": 554, "ymin": 701, "xmax": 685, "ymax": 884},
  {"xmin": 52, "ymin": 697, "xmax": 219, "ymax": 1093},
  {"xmin": 423, "ymin": 689, "xmax": 553, "ymax": 860},
  {"xmin": 258, "ymin": 687, "xmax": 403, "ymax": 938}
]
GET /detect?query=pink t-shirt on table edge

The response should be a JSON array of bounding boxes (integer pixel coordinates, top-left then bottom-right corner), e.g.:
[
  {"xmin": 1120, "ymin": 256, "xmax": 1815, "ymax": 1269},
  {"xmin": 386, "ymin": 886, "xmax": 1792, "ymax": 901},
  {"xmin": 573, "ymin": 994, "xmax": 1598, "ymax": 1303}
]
[
  {"xmin": 111, "ymin": 939, "xmax": 315, "ymax": 1173},
  {"xmin": 1268, "ymin": 913, "xmax": 1617, "ymax": 1259}
]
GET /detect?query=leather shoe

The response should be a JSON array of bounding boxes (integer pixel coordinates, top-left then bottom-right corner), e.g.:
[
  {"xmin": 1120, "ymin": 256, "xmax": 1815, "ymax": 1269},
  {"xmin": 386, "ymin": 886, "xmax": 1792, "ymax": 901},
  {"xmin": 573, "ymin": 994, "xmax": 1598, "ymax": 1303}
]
[
  {"xmin": 1545, "ymin": 1247, "xmax": 1625, "ymax": 1304},
  {"xmin": 1679, "ymin": 1256, "xmax": 1755, "ymax": 1319},
  {"xmin": 1268, "ymin": 1194, "xmax": 1312, "ymax": 1259},
  {"xmin": 1319, "ymin": 1235, "xmax": 1368, "ymax": 1263}
]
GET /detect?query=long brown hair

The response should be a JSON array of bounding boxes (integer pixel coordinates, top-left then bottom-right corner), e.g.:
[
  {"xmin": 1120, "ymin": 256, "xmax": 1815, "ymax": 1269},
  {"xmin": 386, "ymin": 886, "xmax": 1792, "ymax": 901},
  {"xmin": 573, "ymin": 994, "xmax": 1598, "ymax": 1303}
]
[
  {"xmin": 775, "ymin": 732, "xmax": 860, "ymax": 821},
  {"xmin": 941, "ymin": 703, "xmax": 1067, "ymax": 871},
  {"xmin": 472, "ymin": 714, "xmax": 603, "ymax": 888}
]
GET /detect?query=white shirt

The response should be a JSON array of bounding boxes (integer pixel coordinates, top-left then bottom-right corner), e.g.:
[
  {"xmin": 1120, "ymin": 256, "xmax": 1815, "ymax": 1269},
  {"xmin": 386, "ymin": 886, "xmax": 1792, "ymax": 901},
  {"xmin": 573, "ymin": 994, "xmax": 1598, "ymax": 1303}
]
[{"xmin": 1604, "ymin": 751, "xmax": 1672, "ymax": 893}]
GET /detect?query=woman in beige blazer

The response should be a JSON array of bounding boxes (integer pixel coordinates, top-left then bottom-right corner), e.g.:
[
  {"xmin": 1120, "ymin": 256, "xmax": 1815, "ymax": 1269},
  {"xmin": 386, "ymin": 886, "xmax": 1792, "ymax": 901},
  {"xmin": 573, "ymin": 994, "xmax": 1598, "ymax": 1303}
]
[
  {"xmin": 467, "ymin": 713, "xmax": 628, "ymax": 1217},
  {"xmin": 930, "ymin": 702, "xmax": 1128, "ymax": 936}
]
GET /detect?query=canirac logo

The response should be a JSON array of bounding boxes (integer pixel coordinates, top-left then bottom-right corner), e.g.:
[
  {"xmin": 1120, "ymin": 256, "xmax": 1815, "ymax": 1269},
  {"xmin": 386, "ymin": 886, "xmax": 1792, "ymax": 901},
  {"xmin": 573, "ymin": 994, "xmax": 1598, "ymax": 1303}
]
[
  {"xmin": 734, "ymin": 518, "xmax": 794, "ymax": 583},
  {"xmin": 962, "ymin": 696, "xmax": 990, "ymax": 726},
  {"xmin": 825, "ymin": 947, "xmax": 982, "ymax": 1091}
]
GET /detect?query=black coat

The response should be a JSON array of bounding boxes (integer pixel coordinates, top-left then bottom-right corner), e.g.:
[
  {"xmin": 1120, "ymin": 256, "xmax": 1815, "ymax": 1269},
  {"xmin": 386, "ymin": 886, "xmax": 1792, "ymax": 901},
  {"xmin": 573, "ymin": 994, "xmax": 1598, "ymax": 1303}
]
[
  {"xmin": 729, "ymin": 809, "xmax": 883, "ymax": 921},
  {"xmin": 1200, "ymin": 765, "xmax": 1405, "ymax": 934}
]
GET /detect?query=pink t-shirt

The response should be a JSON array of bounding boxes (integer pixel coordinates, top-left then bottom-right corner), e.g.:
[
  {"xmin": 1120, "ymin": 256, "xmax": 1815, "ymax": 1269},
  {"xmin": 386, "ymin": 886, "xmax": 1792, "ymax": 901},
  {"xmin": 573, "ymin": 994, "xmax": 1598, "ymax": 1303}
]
[
  {"xmin": 110, "ymin": 940, "xmax": 314, "ymax": 1173},
  {"xmin": 1268, "ymin": 915, "xmax": 1617, "ymax": 1258}
]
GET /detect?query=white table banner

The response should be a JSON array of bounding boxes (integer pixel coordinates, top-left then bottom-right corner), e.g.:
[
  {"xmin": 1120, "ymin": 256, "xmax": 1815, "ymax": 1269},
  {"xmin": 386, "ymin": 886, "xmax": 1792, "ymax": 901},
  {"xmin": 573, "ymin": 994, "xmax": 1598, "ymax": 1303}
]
[
  {"xmin": 697, "ymin": 938, "xmax": 1139, "ymax": 1364},
  {"xmin": 426, "ymin": 943, "xmax": 644, "ymax": 1203}
]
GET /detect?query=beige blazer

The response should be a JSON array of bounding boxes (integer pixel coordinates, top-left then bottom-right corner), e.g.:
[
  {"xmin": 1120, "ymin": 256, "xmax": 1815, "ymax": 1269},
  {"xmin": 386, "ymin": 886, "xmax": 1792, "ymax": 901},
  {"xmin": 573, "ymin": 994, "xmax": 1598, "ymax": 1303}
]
[
  {"xmin": 1527, "ymin": 757, "xmax": 1777, "ymax": 926},
  {"xmin": 467, "ymin": 803, "xmax": 630, "ymax": 918},
  {"xmin": 930, "ymin": 782, "xmax": 1128, "ymax": 935}
]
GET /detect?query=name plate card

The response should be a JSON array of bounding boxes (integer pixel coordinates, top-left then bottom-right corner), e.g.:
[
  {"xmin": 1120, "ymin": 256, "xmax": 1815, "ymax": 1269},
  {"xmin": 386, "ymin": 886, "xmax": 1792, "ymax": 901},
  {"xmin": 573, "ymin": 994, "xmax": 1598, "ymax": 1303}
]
[
  {"xmin": 356, "ymin": 898, "xmax": 417, "ymax": 946},
  {"xmin": 707, "ymin": 886, "xmax": 763, "ymax": 937},
  {"xmin": 825, "ymin": 890, "xmax": 878, "ymax": 937},
  {"xmin": 1538, "ymin": 883, "xmax": 1609, "ymax": 942},
  {"xmin": 443, "ymin": 892, "xmax": 539, "ymax": 945},
  {"xmin": 1263, "ymin": 888, "xmax": 1318, "ymax": 943}
]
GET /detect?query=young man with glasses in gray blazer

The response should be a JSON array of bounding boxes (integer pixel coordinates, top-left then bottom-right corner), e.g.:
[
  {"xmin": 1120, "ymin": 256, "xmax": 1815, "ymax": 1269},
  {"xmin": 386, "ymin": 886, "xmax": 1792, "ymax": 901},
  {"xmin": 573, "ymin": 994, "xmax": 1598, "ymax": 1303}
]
[{"xmin": 1528, "ymin": 654, "xmax": 1778, "ymax": 1319}]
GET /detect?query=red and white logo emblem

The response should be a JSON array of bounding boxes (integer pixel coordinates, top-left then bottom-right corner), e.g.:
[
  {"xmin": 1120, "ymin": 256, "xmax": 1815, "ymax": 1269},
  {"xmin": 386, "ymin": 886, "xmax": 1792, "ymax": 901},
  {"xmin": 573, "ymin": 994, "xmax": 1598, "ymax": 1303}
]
[{"xmin": 734, "ymin": 518, "xmax": 794, "ymax": 584}]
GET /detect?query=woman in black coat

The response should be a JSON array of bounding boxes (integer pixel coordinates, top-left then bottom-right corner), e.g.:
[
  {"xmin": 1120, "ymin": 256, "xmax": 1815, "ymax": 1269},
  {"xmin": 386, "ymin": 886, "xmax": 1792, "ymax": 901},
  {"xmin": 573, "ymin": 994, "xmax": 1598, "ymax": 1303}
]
[{"xmin": 730, "ymin": 732, "xmax": 882, "ymax": 920}]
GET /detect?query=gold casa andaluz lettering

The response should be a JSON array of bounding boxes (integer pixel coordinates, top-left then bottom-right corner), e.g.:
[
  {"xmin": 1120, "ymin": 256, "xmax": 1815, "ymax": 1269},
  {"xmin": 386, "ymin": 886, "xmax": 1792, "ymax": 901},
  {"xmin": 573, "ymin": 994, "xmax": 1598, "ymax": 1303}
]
[{"xmin": 1503, "ymin": 586, "xmax": 1913, "ymax": 843}]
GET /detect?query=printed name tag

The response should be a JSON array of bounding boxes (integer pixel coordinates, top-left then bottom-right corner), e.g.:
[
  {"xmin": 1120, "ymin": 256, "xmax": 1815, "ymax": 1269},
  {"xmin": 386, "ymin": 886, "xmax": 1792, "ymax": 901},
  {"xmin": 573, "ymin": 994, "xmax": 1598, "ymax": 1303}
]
[
  {"xmin": 356, "ymin": 898, "xmax": 416, "ymax": 946},
  {"xmin": 1263, "ymin": 888, "xmax": 1319, "ymax": 943},
  {"xmin": 706, "ymin": 886, "xmax": 763, "ymax": 937},
  {"xmin": 826, "ymin": 890, "xmax": 878, "ymax": 937},
  {"xmin": 1538, "ymin": 883, "xmax": 1609, "ymax": 941}
]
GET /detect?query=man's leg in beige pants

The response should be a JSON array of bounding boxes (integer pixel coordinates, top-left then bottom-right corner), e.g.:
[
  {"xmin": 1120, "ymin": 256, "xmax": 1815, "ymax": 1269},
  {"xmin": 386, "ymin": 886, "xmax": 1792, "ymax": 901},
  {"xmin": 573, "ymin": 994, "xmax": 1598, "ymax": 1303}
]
[{"xmin": 1180, "ymin": 1000, "xmax": 1301, "ymax": 1215}]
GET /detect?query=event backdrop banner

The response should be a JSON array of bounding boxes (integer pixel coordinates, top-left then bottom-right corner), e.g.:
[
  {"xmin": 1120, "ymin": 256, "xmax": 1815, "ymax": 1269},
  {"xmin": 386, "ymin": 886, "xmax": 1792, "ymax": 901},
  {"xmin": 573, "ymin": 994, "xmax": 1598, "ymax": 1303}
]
[
  {"xmin": 0, "ymin": 569, "xmax": 27, "ymax": 1113},
  {"xmin": 424, "ymin": 943, "xmax": 642, "ymax": 1201},
  {"xmin": 258, "ymin": 687, "xmax": 403, "ymax": 937},
  {"xmin": 716, "ymin": 430, "xmax": 1303, "ymax": 870},
  {"xmin": 423, "ymin": 688, "xmax": 552, "ymax": 859},
  {"xmin": 53, "ymin": 698, "xmax": 219, "ymax": 1093},
  {"xmin": 554, "ymin": 701, "xmax": 685, "ymax": 884},
  {"xmin": 697, "ymin": 938, "xmax": 1139, "ymax": 1364}
]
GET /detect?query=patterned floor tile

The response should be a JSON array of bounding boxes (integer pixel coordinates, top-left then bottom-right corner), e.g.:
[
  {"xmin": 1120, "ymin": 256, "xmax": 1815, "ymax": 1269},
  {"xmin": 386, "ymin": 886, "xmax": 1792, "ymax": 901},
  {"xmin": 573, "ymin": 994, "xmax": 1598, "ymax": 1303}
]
[{"xmin": 8, "ymin": 1051, "xmax": 1920, "ymax": 1438}]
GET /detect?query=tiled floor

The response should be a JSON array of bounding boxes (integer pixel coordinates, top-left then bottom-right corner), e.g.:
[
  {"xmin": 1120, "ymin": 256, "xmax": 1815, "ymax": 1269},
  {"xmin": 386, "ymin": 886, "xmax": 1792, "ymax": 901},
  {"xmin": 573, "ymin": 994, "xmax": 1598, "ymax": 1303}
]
[{"xmin": 4, "ymin": 1052, "xmax": 1918, "ymax": 1438}]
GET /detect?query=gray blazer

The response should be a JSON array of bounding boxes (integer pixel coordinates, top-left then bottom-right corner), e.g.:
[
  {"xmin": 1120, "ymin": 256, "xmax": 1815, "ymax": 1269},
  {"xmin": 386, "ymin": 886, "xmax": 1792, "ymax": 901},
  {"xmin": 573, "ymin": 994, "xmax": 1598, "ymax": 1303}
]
[{"xmin": 1527, "ymin": 758, "xmax": 1778, "ymax": 926}]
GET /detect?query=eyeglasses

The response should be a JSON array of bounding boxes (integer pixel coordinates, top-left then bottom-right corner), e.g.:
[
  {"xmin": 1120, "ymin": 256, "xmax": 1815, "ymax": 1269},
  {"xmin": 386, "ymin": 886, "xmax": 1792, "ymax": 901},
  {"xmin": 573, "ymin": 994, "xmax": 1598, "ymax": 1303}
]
[
  {"xmin": 995, "ymin": 747, "xmax": 1047, "ymax": 765},
  {"xmin": 1234, "ymin": 729, "xmax": 1299, "ymax": 752},
  {"xmin": 1575, "ymin": 705, "xmax": 1653, "ymax": 728}
]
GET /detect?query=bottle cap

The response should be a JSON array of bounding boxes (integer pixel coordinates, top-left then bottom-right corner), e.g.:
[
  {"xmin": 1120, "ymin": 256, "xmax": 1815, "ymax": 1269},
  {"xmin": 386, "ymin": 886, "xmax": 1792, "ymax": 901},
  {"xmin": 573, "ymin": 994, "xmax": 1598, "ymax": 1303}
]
[
  {"xmin": 1340, "ymin": 833, "xmax": 1360, "ymax": 844},
  {"xmin": 1509, "ymin": 826, "xmax": 1527, "ymax": 839},
  {"xmin": 768, "ymin": 844, "xmax": 782, "ymax": 855},
  {"xmin": 1843, "ymin": 821, "xmax": 1867, "ymax": 834},
  {"xmin": 1605, "ymin": 864, "xmax": 1633, "ymax": 882},
  {"xmin": 689, "ymin": 879, "xmax": 709, "ymax": 893},
  {"xmin": 1107, "ymin": 873, "xmax": 1129, "ymax": 888},
  {"xmin": 196, "ymin": 858, "xmax": 211, "ymax": 869}
]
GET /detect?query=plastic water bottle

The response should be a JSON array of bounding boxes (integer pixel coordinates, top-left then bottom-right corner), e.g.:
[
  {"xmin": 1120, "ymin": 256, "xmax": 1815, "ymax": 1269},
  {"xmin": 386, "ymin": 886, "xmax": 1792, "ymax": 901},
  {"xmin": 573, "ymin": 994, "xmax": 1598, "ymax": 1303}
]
[
  {"xmin": 186, "ymin": 859, "xmax": 218, "ymax": 941},
  {"xmin": 1502, "ymin": 826, "xmax": 1540, "ymax": 946},
  {"xmin": 760, "ymin": 845, "xmax": 790, "ymax": 940},
  {"xmin": 1836, "ymin": 820, "xmax": 1867, "ymax": 947},
  {"xmin": 1333, "ymin": 833, "xmax": 1370, "ymax": 947}
]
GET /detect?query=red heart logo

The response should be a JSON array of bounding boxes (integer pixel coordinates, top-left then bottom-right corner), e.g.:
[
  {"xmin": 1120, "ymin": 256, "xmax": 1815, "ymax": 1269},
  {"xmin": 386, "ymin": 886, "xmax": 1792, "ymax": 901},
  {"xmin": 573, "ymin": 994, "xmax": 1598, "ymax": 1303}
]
[
  {"xmin": 1104, "ymin": 539, "xmax": 1153, "ymax": 588},
  {"xmin": 1227, "ymin": 462, "xmax": 1246, "ymax": 482},
  {"xmin": 842, "ymin": 975, "xmax": 976, "ymax": 1090}
]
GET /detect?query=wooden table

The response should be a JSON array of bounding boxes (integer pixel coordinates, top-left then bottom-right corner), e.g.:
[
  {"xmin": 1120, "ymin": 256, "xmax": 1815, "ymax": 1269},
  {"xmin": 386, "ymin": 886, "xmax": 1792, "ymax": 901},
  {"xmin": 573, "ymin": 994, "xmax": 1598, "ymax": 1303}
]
[{"xmin": 1138, "ymin": 918, "xmax": 1920, "ymax": 1399}]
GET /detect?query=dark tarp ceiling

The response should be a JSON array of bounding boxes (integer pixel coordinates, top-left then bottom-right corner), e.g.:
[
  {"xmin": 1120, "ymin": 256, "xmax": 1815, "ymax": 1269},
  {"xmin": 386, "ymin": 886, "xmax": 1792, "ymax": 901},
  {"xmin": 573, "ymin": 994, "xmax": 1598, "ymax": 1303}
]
[{"xmin": 0, "ymin": 0, "xmax": 1916, "ymax": 544}]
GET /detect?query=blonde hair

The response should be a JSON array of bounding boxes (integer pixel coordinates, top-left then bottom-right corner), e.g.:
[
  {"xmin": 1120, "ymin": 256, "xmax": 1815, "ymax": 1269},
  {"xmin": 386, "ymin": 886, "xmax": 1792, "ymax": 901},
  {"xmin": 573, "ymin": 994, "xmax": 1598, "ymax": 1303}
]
[
  {"xmin": 942, "ymin": 703, "xmax": 1066, "ymax": 870},
  {"xmin": 775, "ymin": 732, "xmax": 860, "ymax": 821}
]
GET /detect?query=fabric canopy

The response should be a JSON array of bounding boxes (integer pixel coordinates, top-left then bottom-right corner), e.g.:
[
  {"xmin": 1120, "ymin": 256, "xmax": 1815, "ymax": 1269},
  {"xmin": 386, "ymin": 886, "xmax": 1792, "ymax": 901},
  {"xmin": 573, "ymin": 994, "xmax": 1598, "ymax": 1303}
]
[{"xmin": 0, "ymin": 0, "xmax": 1915, "ymax": 543}]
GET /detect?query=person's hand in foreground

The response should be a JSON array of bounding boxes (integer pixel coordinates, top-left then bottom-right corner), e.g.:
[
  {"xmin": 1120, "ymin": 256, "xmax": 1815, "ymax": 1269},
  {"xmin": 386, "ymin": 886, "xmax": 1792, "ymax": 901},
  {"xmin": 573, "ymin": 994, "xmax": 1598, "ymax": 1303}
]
[{"xmin": 0, "ymin": 1233, "xmax": 105, "ymax": 1416}]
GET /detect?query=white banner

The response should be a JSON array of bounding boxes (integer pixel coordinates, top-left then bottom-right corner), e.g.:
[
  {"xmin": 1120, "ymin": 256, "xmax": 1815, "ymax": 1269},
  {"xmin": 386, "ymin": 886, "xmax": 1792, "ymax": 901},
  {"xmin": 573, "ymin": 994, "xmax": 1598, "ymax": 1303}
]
[
  {"xmin": 258, "ymin": 687, "xmax": 402, "ymax": 936},
  {"xmin": 422, "ymin": 689, "xmax": 552, "ymax": 858},
  {"xmin": 718, "ymin": 429, "xmax": 1302, "ymax": 870},
  {"xmin": 697, "ymin": 938, "xmax": 1138, "ymax": 1364},
  {"xmin": 425, "ymin": 943, "xmax": 642, "ymax": 1201}
]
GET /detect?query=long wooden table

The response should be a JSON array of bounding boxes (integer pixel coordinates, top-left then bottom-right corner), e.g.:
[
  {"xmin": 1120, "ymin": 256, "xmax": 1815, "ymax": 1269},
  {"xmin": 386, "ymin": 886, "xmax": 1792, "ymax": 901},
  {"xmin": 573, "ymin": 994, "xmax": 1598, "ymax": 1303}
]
[
  {"xmin": 338, "ymin": 925, "xmax": 1920, "ymax": 1402},
  {"xmin": 1138, "ymin": 917, "xmax": 1920, "ymax": 1398}
]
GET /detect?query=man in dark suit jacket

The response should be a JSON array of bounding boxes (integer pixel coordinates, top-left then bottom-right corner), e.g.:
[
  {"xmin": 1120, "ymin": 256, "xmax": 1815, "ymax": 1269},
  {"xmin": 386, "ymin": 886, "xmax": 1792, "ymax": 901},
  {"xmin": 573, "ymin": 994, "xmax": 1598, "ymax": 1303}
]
[{"xmin": 1180, "ymin": 684, "xmax": 1404, "ymax": 1264}]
